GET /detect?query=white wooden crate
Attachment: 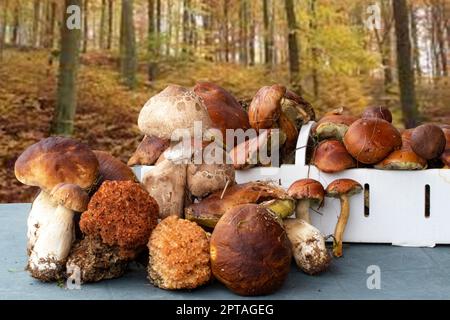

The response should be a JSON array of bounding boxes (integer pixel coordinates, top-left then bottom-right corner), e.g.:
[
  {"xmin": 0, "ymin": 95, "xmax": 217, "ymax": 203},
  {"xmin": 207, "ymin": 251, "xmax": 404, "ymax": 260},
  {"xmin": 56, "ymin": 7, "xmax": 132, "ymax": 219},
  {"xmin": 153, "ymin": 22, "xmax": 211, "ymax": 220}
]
[{"xmin": 133, "ymin": 121, "xmax": 450, "ymax": 247}]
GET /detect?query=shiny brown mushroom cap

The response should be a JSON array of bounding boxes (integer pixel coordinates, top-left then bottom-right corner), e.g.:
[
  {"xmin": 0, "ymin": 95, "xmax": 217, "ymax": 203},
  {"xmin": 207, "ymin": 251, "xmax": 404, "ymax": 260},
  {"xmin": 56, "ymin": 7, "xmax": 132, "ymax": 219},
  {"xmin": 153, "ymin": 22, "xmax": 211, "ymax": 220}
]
[
  {"xmin": 325, "ymin": 179, "xmax": 362, "ymax": 198},
  {"xmin": 343, "ymin": 118, "xmax": 402, "ymax": 164},
  {"xmin": 410, "ymin": 124, "xmax": 446, "ymax": 160},
  {"xmin": 248, "ymin": 85, "xmax": 286, "ymax": 130},
  {"xmin": 288, "ymin": 179, "xmax": 324, "ymax": 206},
  {"xmin": 193, "ymin": 82, "xmax": 250, "ymax": 136},
  {"xmin": 362, "ymin": 106, "xmax": 393, "ymax": 123},
  {"xmin": 374, "ymin": 149, "xmax": 427, "ymax": 170},
  {"xmin": 313, "ymin": 140, "xmax": 356, "ymax": 173},
  {"xmin": 15, "ymin": 137, "xmax": 99, "ymax": 192},
  {"xmin": 94, "ymin": 150, "xmax": 136, "ymax": 183},
  {"xmin": 50, "ymin": 183, "xmax": 90, "ymax": 212}
]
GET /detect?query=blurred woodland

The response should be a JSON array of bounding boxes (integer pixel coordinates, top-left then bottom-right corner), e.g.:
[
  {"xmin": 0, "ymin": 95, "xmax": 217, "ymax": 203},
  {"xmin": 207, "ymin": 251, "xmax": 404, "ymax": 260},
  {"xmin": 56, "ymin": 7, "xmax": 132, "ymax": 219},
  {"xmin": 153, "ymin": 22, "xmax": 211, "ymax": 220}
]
[{"xmin": 0, "ymin": 0, "xmax": 449, "ymax": 202}]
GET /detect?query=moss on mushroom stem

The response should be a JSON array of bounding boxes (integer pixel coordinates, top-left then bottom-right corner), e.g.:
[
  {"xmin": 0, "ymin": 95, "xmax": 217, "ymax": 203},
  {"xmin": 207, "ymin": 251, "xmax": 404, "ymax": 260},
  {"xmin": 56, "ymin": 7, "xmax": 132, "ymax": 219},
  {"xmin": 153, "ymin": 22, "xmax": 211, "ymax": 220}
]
[{"xmin": 333, "ymin": 194, "xmax": 350, "ymax": 258}]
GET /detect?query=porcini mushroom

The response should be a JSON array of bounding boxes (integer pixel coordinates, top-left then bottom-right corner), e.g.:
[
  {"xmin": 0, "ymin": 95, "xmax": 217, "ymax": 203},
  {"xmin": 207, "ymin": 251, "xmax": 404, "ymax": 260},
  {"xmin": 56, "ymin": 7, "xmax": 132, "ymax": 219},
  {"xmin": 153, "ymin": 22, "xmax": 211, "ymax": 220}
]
[
  {"xmin": 94, "ymin": 150, "xmax": 136, "ymax": 183},
  {"xmin": 313, "ymin": 140, "xmax": 356, "ymax": 173},
  {"xmin": 210, "ymin": 204, "xmax": 292, "ymax": 296},
  {"xmin": 147, "ymin": 216, "xmax": 212, "ymax": 290},
  {"xmin": 66, "ymin": 180, "xmax": 158, "ymax": 283},
  {"xmin": 185, "ymin": 181, "xmax": 294, "ymax": 228},
  {"xmin": 410, "ymin": 124, "xmax": 446, "ymax": 160},
  {"xmin": 15, "ymin": 137, "xmax": 99, "ymax": 281},
  {"xmin": 362, "ymin": 106, "xmax": 392, "ymax": 123},
  {"xmin": 344, "ymin": 118, "xmax": 402, "ymax": 164},
  {"xmin": 313, "ymin": 114, "xmax": 358, "ymax": 141},
  {"xmin": 286, "ymin": 179, "xmax": 331, "ymax": 275},
  {"xmin": 127, "ymin": 135, "xmax": 170, "ymax": 166},
  {"xmin": 326, "ymin": 179, "xmax": 362, "ymax": 258}
]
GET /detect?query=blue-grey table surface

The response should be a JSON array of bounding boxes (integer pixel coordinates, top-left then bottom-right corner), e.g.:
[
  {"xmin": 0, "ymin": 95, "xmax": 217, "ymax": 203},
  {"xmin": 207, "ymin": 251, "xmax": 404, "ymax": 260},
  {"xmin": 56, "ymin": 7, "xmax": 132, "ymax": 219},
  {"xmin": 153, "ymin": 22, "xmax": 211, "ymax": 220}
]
[{"xmin": 1, "ymin": 203, "xmax": 450, "ymax": 300}]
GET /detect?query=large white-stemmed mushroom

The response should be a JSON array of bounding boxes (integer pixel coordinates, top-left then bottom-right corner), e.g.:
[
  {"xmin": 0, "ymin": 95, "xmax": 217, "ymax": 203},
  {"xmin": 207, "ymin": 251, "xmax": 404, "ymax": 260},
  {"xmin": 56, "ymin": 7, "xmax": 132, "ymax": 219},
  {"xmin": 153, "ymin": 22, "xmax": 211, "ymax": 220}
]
[
  {"xmin": 15, "ymin": 137, "xmax": 99, "ymax": 281},
  {"xmin": 326, "ymin": 179, "xmax": 362, "ymax": 258},
  {"xmin": 285, "ymin": 179, "xmax": 331, "ymax": 275}
]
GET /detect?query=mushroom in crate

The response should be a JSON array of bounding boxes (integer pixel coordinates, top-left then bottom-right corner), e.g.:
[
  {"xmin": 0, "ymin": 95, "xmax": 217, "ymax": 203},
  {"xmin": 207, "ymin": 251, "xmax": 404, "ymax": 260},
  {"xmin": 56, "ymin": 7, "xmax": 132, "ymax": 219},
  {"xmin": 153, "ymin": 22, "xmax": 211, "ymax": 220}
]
[
  {"xmin": 147, "ymin": 216, "xmax": 212, "ymax": 290},
  {"xmin": 344, "ymin": 118, "xmax": 402, "ymax": 164},
  {"xmin": 375, "ymin": 129, "xmax": 427, "ymax": 170},
  {"xmin": 185, "ymin": 181, "xmax": 295, "ymax": 228},
  {"xmin": 312, "ymin": 114, "xmax": 358, "ymax": 141},
  {"xmin": 441, "ymin": 126, "xmax": 450, "ymax": 168},
  {"xmin": 285, "ymin": 179, "xmax": 331, "ymax": 275},
  {"xmin": 410, "ymin": 124, "xmax": 446, "ymax": 161},
  {"xmin": 66, "ymin": 180, "xmax": 159, "ymax": 283},
  {"xmin": 210, "ymin": 204, "xmax": 292, "ymax": 296},
  {"xmin": 362, "ymin": 106, "xmax": 393, "ymax": 123},
  {"xmin": 14, "ymin": 137, "xmax": 99, "ymax": 281},
  {"xmin": 326, "ymin": 179, "xmax": 362, "ymax": 258},
  {"xmin": 313, "ymin": 140, "xmax": 356, "ymax": 173}
]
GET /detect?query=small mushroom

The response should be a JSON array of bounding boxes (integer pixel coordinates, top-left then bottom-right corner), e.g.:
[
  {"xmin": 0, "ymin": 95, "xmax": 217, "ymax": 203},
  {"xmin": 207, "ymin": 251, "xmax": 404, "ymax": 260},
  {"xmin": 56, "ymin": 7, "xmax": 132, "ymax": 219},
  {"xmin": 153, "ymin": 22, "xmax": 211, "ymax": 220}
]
[
  {"xmin": 362, "ymin": 106, "xmax": 392, "ymax": 123},
  {"xmin": 410, "ymin": 124, "xmax": 446, "ymax": 160},
  {"xmin": 15, "ymin": 137, "xmax": 99, "ymax": 281},
  {"xmin": 66, "ymin": 181, "xmax": 158, "ymax": 283},
  {"xmin": 313, "ymin": 140, "xmax": 356, "ymax": 173},
  {"xmin": 344, "ymin": 118, "xmax": 402, "ymax": 164},
  {"xmin": 287, "ymin": 179, "xmax": 324, "ymax": 223},
  {"xmin": 313, "ymin": 114, "xmax": 358, "ymax": 141},
  {"xmin": 285, "ymin": 179, "xmax": 330, "ymax": 275},
  {"xmin": 127, "ymin": 135, "xmax": 170, "ymax": 166},
  {"xmin": 326, "ymin": 179, "xmax": 362, "ymax": 258}
]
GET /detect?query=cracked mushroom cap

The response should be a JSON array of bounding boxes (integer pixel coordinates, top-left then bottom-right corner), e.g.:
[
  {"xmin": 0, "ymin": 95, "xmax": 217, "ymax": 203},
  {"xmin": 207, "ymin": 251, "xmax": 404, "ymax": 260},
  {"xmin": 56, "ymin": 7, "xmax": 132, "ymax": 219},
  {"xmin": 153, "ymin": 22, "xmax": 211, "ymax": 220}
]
[
  {"xmin": 50, "ymin": 183, "xmax": 90, "ymax": 212},
  {"xmin": 193, "ymin": 82, "xmax": 250, "ymax": 136},
  {"xmin": 94, "ymin": 150, "xmax": 136, "ymax": 183},
  {"xmin": 147, "ymin": 216, "xmax": 211, "ymax": 290},
  {"xmin": 15, "ymin": 137, "xmax": 99, "ymax": 192},
  {"xmin": 288, "ymin": 179, "xmax": 325, "ymax": 207},
  {"xmin": 362, "ymin": 106, "xmax": 393, "ymax": 123},
  {"xmin": 210, "ymin": 204, "xmax": 292, "ymax": 296},
  {"xmin": 313, "ymin": 114, "xmax": 358, "ymax": 141},
  {"xmin": 138, "ymin": 85, "xmax": 213, "ymax": 140},
  {"xmin": 344, "ymin": 118, "xmax": 402, "ymax": 164},
  {"xmin": 248, "ymin": 85, "xmax": 286, "ymax": 130},
  {"xmin": 410, "ymin": 124, "xmax": 446, "ymax": 160},
  {"xmin": 313, "ymin": 140, "xmax": 356, "ymax": 173},
  {"xmin": 80, "ymin": 180, "xmax": 159, "ymax": 260},
  {"xmin": 326, "ymin": 179, "xmax": 362, "ymax": 198}
]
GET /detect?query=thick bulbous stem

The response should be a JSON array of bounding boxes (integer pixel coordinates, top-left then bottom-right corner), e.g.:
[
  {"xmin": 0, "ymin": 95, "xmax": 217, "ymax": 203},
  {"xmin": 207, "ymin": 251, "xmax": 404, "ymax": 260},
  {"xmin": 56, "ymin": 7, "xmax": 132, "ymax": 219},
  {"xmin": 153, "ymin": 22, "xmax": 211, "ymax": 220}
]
[{"xmin": 295, "ymin": 199, "xmax": 311, "ymax": 224}]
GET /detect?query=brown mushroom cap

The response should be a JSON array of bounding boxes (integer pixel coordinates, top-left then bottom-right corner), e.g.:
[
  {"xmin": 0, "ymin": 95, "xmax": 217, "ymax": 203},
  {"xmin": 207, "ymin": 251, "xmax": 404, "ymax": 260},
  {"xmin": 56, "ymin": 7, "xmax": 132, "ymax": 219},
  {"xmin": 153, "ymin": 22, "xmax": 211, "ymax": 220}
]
[
  {"xmin": 127, "ymin": 135, "xmax": 170, "ymax": 166},
  {"xmin": 94, "ymin": 150, "xmax": 136, "ymax": 183},
  {"xmin": 442, "ymin": 150, "xmax": 450, "ymax": 167},
  {"xmin": 313, "ymin": 140, "xmax": 356, "ymax": 173},
  {"xmin": 50, "ymin": 183, "xmax": 90, "ymax": 212},
  {"xmin": 288, "ymin": 179, "xmax": 324, "ymax": 207},
  {"xmin": 210, "ymin": 204, "xmax": 291, "ymax": 296},
  {"xmin": 326, "ymin": 179, "xmax": 362, "ymax": 198},
  {"xmin": 410, "ymin": 124, "xmax": 446, "ymax": 160},
  {"xmin": 343, "ymin": 118, "xmax": 402, "ymax": 164},
  {"xmin": 15, "ymin": 137, "xmax": 99, "ymax": 192},
  {"xmin": 80, "ymin": 180, "xmax": 159, "ymax": 260},
  {"xmin": 313, "ymin": 114, "xmax": 358, "ymax": 140},
  {"xmin": 362, "ymin": 106, "xmax": 393, "ymax": 123},
  {"xmin": 138, "ymin": 85, "xmax": 213, "ymax": 140},
  {"xmin": 193, "ymin": 82, "xmax": 250, "ymax": 136},
  {"xmin": 147, "ymin": 216, "xmax": 211, "ymax": 290},
  {"xmin": 248, "ymin": 85, "xmax": 286, "ymax": 130}
]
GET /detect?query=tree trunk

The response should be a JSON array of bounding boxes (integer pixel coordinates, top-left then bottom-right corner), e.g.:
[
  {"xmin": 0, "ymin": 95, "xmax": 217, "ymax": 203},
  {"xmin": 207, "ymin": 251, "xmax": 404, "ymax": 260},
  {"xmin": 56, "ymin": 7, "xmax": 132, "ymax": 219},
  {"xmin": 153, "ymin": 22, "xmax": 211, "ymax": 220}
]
[
  {"xmin": 0, "ymin": 0, "xmax": 8, "ymax": 61},
  {"xmin": 182, "ymin": 0, "xmax": 190, "ymax": 55},
  {"xmin": 239, "ymin": 0, "xmax": 248, "ymax": 65},
  {"xmin": 284, "ymin": 0, "xmax": 301, "ymax": 93},
  {"xmin": 99, "ymin": 0, "xmax": 106, "ymax": 49},
  {"xmin": 148, "ymin": 0, "xmax": 157, "ymax": 81},
  {"xmin": 12, "ymin": 3, "xmax": 19, "ymax": 46},
  {"xmin": 32, "ymin": 0, "xmax": 41, "ymax": 48},
  {"xmin": 393, "ymin": 0, "xmax": 418, "ymax": 128},
  {"xmin": 410, "ymin": 5, "xmax": 422, "ymax": 79},
  {"xmin": 120, "ymin": 0, "xmax": 137, "ymax": 89},
  {"xmin": 223, "ymin": 0, "xmax": 229, "ymax": 62},
  {"xmin": 434, "ymin": 2, "xmax": 448, "ymax": 76},
  {"xmin": 263, "ymin": 0, "xmax": 273, "ymax": 66},
  {"xmin": 107, "ymin": 0, "xmax": 113, "ymax": 50},
  {"xmin": 166, "ymin": 0, "xmax": 172, "ymax": 56},
  {"xmin": 52, "ymin": 0, "xmax": 82, "ymax": 136},
  {"xmin": 309, "ymin": 0, "xmax": 319, "ymax": 98},
  {"xmin": 249, "ymin": 9, "xmax": 255, "ymax": 66},
  {"xmin": 83, "ymin": 0, "xmax": 88, "ymax": 52}
]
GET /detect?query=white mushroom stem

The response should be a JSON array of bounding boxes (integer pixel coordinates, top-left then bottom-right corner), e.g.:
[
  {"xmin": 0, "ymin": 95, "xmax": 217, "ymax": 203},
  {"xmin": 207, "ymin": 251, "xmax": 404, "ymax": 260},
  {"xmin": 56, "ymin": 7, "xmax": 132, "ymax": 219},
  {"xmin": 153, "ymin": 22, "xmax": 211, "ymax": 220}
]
[
  {"xmin": 333, "ymin": 194, "xmax": 349, "ymax": 258},
  {"xmin": 284, "ymin": 219, "xmax": 330, "ymax": 275},
  {"xmin": 295, "ymin": 199, "xmax": 311, "ymax": 224},
  {"xmin": 27, "ymin": 191, "xmax": 75, "ymax": 280}
]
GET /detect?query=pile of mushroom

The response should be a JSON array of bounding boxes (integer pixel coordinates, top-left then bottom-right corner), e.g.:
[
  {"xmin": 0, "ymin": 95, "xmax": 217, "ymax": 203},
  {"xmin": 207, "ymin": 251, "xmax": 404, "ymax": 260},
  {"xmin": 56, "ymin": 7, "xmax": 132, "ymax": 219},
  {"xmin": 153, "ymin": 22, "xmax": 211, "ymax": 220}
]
[{"xmin": 311, "ymin": 106, "xmax": 449, "ymax": 172}]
